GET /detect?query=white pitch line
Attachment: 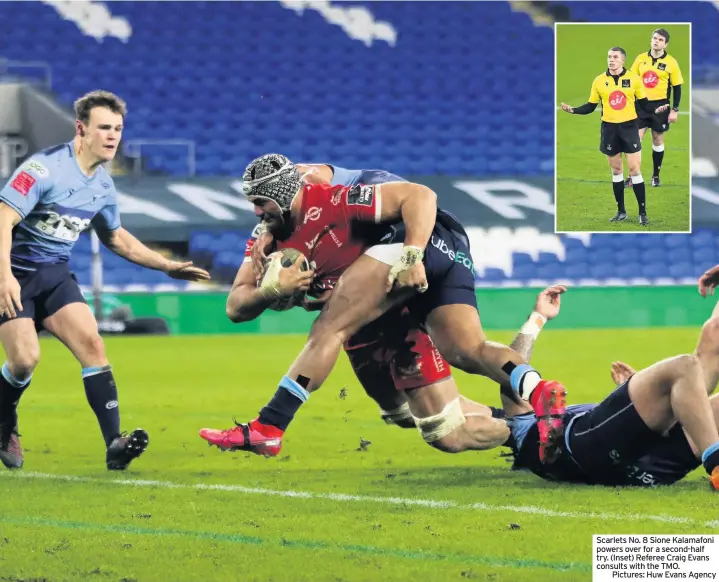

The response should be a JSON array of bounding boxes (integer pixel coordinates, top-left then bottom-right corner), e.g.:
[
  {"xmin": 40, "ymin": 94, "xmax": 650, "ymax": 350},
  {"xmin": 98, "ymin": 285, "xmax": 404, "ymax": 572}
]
[{"xmin": 2, "ymin": 471, "xmax": 717, "ymax": 529}]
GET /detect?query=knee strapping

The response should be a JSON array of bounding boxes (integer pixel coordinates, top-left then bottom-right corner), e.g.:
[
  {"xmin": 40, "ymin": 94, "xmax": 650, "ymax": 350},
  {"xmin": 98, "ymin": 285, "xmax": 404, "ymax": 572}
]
[
  {"xmin": 381, "ymin": 402, "xmax": 415, "ymax": 428},
  {"xmin": 413, "ymin": 397, "xmax": 466, "ymax": 443}
]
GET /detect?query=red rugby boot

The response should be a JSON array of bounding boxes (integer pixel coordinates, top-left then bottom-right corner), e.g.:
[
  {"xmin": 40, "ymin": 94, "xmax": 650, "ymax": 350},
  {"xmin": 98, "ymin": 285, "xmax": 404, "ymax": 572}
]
[
  {"xmin": 529, "ymin": 380, "xmax": 567, "ymax": 464},
  {"xmin": 199, "ymin": 418, "xmax": 284, "ymax": 457}
]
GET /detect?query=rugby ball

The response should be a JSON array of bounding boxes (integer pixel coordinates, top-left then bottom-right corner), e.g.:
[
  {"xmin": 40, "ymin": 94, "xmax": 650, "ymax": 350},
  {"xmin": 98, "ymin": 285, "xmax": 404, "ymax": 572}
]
[{"xmin": 259, "ymin": 248, "xmax": 310, "ymax": 311}]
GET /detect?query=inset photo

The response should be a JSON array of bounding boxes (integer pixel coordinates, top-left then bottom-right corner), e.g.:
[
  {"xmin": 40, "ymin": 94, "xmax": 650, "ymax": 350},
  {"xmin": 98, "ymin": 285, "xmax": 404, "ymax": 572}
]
[{"xmin": 555, "ymin": 22, "xmax": 690, "ymax": 233}]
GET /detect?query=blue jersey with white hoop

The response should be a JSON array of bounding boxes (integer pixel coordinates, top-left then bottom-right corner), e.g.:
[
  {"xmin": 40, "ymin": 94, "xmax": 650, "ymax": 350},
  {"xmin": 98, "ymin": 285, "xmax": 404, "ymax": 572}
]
[{"xmin": 0, "ymin": 142, "xmax": 121, "ymax": 270}]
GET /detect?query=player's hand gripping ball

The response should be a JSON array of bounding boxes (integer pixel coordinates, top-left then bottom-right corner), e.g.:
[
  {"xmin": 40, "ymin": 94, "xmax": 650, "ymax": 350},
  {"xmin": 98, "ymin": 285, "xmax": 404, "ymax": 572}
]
[{"xmin": 259, "ymin": 248, "xmax": 313, "ymax": 311}]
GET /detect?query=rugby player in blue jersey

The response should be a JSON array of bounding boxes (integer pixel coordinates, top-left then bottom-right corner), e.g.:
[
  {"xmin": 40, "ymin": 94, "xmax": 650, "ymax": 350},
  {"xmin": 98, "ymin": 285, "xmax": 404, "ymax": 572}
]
[
  {"xmin": 505, "ymin": 287, "xmax": 719, "ymax": 491},
  {"xmin": 0, "ymin": 90, "xmax": 210, "ymax": 471}
]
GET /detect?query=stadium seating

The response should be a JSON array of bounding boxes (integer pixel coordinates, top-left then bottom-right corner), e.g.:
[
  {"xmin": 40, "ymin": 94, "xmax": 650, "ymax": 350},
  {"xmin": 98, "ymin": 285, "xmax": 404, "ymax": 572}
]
[{"xmin": 0, "ymin": 1, "xmax": 554, "ymax": 177}]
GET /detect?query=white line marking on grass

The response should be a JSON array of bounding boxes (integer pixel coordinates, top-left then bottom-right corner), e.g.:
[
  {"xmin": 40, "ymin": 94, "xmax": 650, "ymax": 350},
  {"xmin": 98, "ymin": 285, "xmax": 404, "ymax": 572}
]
[{"xmin": 3, "ymin": 471, "xmax": 717, "ymax": 528}]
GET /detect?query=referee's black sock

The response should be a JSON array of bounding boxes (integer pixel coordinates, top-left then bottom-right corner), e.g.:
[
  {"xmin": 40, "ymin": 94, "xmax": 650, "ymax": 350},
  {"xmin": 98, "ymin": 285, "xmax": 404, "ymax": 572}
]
[
  {"xmin": 611, "ymin": 174, "xmax": 626, "ymax": 212},
  {"xmin": 652, "ymin": 144, "xmax": 665, "ymax": 177},
  {"xmin": 631, "ymin": 174, "xmax": 647, "ymax": 215}
]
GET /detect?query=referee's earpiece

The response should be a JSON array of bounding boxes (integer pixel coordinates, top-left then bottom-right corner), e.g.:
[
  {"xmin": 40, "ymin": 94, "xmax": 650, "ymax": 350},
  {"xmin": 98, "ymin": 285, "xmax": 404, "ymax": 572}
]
[{"xmin": 79, "ymin": 127, "xmax": 85, "ymax": 137}]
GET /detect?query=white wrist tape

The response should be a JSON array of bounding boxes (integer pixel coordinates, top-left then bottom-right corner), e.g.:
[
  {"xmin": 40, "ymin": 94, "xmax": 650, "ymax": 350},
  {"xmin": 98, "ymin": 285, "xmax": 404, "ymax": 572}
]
[
  {"xmin": 388, "ymin": 245, "xmax": 424, "ymax": 286},
  {"xmin": 259, "ymin": 252, "xmax": 285, "ymax": 300},
  {"xmin": 519, "ymin": 312, "xmax": 547, "ymax": 340}
]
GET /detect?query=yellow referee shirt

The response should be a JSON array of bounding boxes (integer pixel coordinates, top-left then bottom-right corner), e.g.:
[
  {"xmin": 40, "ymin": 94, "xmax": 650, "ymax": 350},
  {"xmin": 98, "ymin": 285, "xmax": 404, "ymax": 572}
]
[
  {"xmin": 588, "ymin": 68, "xmax": 646, "ymax": 123},
  {"xmin": 630, "ymin": 51, "xmax": 683, "ymax": 101}
]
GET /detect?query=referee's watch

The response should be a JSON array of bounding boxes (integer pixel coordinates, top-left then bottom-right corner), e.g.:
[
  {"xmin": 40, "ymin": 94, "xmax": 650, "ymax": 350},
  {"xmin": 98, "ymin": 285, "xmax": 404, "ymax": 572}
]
[{"xmin": 671, "ymin": 107, "xmax": 679, "ymax": 112}]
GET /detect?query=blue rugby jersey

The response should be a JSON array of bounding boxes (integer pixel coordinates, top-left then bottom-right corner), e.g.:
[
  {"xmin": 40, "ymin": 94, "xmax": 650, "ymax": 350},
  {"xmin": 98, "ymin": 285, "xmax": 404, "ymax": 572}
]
[
  {"xmin": 0, "ymin": 142, "xmax": 121, "ymax": 270},
  {"xmin": 329, "ymin": 165, "xmax": 407, "ymax": 187}
]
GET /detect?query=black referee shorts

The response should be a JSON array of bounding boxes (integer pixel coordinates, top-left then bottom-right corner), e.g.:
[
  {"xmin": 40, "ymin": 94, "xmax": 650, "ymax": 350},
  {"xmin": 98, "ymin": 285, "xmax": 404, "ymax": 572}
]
[
  {"xmin": 599, "ymin": 120, "xmax": 642, "ymax": 156},
  {"xmin": 637, "ymin": 99, "xmax": 671, "ymax": 133}
]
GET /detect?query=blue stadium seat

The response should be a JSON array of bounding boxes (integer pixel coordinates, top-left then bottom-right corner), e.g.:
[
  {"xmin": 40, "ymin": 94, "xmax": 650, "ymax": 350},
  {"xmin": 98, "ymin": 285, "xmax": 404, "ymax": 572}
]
[
  {"xmin": 691, "ymin": 230, "xmax": 717, "ymax": 248},
  {"xmin": 564, "ymin": 263, "xmax": 590, "ymax": 279},
  {"xmin": 668, "ymin": 248, "xmax": 692, "ymax": 264},
  {"xmin": 642, "ymin": 248, "xmax": 668, "ymax": 263},
  {"xmin": 669, "ymin": 263, "xmax": 697, "ymax": 279},
  {"xmin": 642, "ymin": 263, "xmax": 668, "ymax": 279},
  {"xmin": 511, "ymin": 264, "xmax": 539, "ymax": 280},
  {"xmin": 588, "ymin": 248, "xmax": 614, "ymax": 264},
  {"xmin": 512, "ymin": 252, "xmax": 534, "ymax": 267},
  {"xmin": 480, "ymin": 268, "xmax": 507, "ymax": 282},
  {"xmin": 615, "ymin": 264, "xmax": 639, "ymax": 279}
]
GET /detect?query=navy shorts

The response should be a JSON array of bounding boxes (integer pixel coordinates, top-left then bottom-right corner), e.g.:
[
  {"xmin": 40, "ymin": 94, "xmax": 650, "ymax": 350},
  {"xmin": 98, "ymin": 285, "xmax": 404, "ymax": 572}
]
[
  {"xmin": 0, "ymin": 263, "xmax": 87, "ymax": 329},
  {"xmin": 406, "ymin": 212, "xmax": 477, "ymax": 324},
  {"xmin": 566, "ymin": 380, "xmax": 699, "ymax": 486}
]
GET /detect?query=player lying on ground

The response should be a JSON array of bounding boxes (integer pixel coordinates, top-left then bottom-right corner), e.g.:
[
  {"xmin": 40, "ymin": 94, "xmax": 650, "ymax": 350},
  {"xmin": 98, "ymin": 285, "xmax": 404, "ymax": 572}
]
[
  {"xmin": 625, "ymin": 28, "xmax": 683, "ymax": 189},
  {"xmin": 0, "ymin": 90, "xmax": 210, "ymax": 471},
  {"xmin": 560, "ymin": 46, "xmax": 669, "ymax": 226},
  {"xmin": 505, "ymin": 288, "xmax": 719, "ymax": 490},
  {"xmin": 202, "ymin": 163, "xmax": 520, "ymax": 455},
  {"xmin": 200, "ymin": 154, "xmax": 562, "ymax": 458}
]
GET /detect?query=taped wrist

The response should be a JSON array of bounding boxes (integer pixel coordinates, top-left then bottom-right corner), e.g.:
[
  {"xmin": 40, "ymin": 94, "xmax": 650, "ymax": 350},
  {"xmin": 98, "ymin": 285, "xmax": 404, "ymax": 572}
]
[
  {"xmin": 259, "ymin": 252, "xmax": 286, "ymax": 300},
  {"xmin": 399, "ymin": 245, "xmax": 424, "ymax": 268},
  {"xmin": 519, "ymin": 312, "xmax": 547, "ymax": 340}
]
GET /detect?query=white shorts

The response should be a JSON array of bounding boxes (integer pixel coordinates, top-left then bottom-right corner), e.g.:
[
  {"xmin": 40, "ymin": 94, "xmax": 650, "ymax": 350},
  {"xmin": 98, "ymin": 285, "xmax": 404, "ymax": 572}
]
[{"xmin": 364, "ymin": 243, "xmax": 403, "ymax": 265}]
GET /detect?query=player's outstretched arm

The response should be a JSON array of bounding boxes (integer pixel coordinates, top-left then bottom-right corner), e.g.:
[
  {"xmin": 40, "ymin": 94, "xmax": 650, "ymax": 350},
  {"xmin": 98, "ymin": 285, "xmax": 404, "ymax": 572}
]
[
  {"xmin": 499, "ymin": 285, "xmax": 567, "ymax": 415},
  {"xmin": 509, "ymin": 285, "xmax": 566, "ymax": 363},
  {"xmin": 96, "ymin": 227, "xmax": 210, "ymax": 282},
  {"xmin": 226, "ymin": 256, "xmax": 314, "ymax": 323},
  {"xmin": 561, "ymin": 102, "xmax": 598, "ymax": 115}
]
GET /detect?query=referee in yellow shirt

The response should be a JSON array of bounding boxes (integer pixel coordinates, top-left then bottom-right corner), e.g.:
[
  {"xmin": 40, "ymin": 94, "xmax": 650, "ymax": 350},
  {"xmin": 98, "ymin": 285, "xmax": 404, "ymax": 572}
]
[
  {"xmin": 625, "ymin": 29, "xmax": 683, "ymax": 189},
  {"xmin": 561, "ymin": 47, "xmax": 668, "ymax": 226}
]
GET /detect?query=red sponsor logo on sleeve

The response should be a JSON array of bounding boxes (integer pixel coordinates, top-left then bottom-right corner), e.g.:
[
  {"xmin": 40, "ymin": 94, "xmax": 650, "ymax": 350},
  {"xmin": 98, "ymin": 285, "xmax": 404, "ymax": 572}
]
[{"xmin": 10, "ymin": 171, "xmax": 36, "ymax": 196}]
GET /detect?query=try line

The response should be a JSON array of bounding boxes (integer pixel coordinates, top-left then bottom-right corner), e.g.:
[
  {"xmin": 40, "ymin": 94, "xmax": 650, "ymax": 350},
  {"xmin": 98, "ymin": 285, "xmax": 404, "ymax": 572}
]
[{"xmin": 2, "ymin": 470, "xmax": 717, "ymax": 529}]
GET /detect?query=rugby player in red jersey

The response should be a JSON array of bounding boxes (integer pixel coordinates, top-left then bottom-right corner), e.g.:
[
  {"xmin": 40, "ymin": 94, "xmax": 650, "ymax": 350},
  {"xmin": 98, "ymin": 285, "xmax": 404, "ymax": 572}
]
[
  {"xmin": 200, "ymin": 154, "xmax": 564, "ymax": 460},
  {"xmin": 202, "ymin": 163, "xmax": 524, "ymax": 456}
]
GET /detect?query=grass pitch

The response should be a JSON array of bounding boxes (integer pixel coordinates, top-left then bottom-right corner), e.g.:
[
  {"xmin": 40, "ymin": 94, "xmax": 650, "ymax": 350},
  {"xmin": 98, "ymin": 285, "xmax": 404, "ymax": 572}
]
[
  {"xmin": 1, "ymin": 329, "xmax": 717, "ymax": 582},
  {"xmin": 555, "ymin": 23, "xmax": 691, "ymax": 233}
]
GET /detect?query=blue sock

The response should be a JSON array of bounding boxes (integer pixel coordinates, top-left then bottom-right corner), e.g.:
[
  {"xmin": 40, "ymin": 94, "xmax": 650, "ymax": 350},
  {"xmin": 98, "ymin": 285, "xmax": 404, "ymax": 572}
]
[
  {"xmin": 701, "ymin": 441, "xmax": 719, "ymax": 474},
  {"xmin": 1, "ymin": 363, "xmax": 32, "ymax": 388},
  {"xmin": 258, "ymin": 376, "xmax": 310, "ymax": 431},
  {"xmin": 509, "ymin": 364, "xmax": 541, "ymax": 398}
]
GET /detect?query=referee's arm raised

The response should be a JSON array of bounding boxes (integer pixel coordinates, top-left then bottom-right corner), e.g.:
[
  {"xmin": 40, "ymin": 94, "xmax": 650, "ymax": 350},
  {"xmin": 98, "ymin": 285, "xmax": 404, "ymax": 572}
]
[{"xmin": 560, "ymin": 78, "xmax": 600, "ymax": 115}]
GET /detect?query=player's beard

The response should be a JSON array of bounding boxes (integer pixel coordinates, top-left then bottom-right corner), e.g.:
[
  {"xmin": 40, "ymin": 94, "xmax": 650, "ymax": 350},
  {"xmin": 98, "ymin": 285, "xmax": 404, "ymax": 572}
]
[{"xmin": 266, "ymin": 210, "xmax": 294, "ymax": 241}]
